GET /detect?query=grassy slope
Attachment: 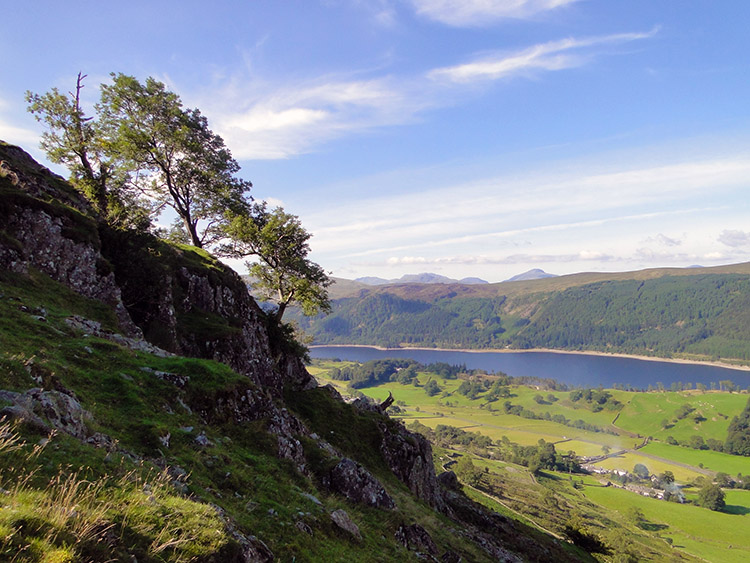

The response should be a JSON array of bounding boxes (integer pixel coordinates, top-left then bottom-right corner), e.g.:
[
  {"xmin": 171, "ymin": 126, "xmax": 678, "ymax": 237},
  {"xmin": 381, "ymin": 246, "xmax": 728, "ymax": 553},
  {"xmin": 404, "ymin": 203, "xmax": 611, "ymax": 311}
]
[{"xmin": 0, "ymin": 268, "xmax": 502, "ymax": 562}]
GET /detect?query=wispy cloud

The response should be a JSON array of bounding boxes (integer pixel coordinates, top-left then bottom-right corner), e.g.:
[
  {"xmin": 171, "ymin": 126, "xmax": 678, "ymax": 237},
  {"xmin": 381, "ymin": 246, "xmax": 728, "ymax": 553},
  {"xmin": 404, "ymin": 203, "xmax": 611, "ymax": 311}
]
[
  {"xmin": 428, "ymin": 29, "xmax": 659, "ymax": 83},
  {"xmin": 304, "ymin": 152, "xmax": 750, "ymax": 277},
  {"xmin": 203, "ymin": 76, "xmax": 429, "ymax": 159},
  {"xmin": 384, "ymin": 251, "xmax": 615, "ymax": 266},
  {"xmin": 642, "ymin": 233, "xmax": 682, "ymax": 247},
  {"xmin": 195, "ymin": 27, "xmax": 657, "ymax": 160},
  {"xmin": 718, "ymin": 230, "xmax": 750, "ymax": 248},
  {"xmin": 410, "ymin": 0, "xmax": 581, "ymax": 26},
  {"xmin": 0, "ymin": 97, "xmax": 41, "ymax": 148}
]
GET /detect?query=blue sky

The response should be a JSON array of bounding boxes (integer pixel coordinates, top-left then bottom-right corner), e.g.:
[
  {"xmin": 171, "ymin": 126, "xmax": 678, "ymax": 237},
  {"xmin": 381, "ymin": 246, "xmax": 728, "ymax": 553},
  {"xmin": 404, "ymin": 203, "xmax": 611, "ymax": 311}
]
[{"xmin": 2, "ymin": 1, "xmax": 750, "ymax": 282}]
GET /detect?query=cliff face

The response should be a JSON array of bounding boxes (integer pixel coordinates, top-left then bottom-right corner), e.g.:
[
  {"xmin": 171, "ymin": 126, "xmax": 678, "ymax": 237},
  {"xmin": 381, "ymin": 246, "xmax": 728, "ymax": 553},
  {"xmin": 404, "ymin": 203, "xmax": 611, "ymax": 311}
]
[
  {"xmin": 1, "ymin": 142, "xmax": 312, "ymax": 395},
  {"xmin": 0, "ymin": 144, "xmax": 140, "ymax": 337}
]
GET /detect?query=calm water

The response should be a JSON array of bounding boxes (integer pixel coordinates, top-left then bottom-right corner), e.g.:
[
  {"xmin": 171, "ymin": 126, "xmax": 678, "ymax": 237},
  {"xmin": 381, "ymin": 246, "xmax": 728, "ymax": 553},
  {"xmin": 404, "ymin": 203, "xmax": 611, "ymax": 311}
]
[{"xmin": 309, "ymin": 346, "xmax": 750, "ymax": 390}]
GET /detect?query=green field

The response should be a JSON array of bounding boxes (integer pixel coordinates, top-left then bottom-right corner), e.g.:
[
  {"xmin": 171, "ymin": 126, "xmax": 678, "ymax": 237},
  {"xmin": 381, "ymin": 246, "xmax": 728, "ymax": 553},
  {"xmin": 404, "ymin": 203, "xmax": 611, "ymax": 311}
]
[
  {"xmin": 582, "ymin": 484, "xmax": 750, "ymax": 562},
  {"xmin": 311, "ymin": 358, "xmax": 750, "ymax": 562},
  {"xmin": 616, "ymin": 391, "xmax": 748, "ymax": 443},
  {"xmin": 641, "ymin": 442, "xmax": 750, "ymax": 476},
  {"xmin": 593, "ymin": 451, "xmax": 704, "ymax": 483}
]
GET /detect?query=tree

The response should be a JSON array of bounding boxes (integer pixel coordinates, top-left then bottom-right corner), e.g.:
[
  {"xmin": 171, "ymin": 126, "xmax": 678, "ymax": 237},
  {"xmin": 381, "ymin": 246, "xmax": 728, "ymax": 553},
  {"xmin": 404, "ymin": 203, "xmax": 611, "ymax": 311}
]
[
  {"xmin": 424, "ymin": 379, "xmax": 441, "ymax": 397},
  {"xmin": 222, "ymin": 203, "xmax": 331, "ymax": 322},
  {"xmin": 454, "ymin": 455, "xmax": 481, "ymax": 486},
  {"xmin": 26, "ymin": 73, "xmax": 146, "ymax": 227},
  {"xmin": 633, "ymin": 463, "xmax": 650, "ymax": 479},
  {"xmin": 697, "ymin": 483, "xmax": 725, "ymax": 511},
  {"xmin": 99, "ymin": 73, "xmax": 251, "ymax": 247},
  {"xmin": 626, "ymin": 506, "xmax": 646, "ymax": 528},
  {"xmin": 659, "ymin": 471, "xmax": 675, "ymax": 485},
  {"xmin": 725, "ymin": 397, "xmax": 750, "ymax": 456}
]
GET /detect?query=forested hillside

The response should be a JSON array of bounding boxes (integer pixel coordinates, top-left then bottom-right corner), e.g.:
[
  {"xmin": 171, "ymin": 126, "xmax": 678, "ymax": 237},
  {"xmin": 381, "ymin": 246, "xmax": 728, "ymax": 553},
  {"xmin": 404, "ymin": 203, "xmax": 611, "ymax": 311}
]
[{"xmin": 292, "ymin": 269, "xmax": 750, "ymax": 363}]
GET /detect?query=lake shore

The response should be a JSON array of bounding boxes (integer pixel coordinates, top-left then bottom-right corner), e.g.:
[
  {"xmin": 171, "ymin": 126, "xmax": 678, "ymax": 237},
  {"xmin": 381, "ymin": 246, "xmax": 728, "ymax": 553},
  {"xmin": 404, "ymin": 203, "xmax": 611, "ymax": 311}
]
[{"xmin": 309, "ymin": 344, "xmax": 750, "ymax": 373}]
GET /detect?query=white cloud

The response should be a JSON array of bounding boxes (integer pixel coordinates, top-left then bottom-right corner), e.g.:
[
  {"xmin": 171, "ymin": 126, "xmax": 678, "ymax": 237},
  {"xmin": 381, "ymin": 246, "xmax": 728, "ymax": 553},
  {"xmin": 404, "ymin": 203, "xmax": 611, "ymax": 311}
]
[
  {"xmin": 642, "ymin": 233, "xmax": 682, "ymax": 247},
  {"xmin": 384, "ymin": 250, "xmax": 615, "ymax": 266},
  {"xmin": 193, "ymin": 25, "xmax": 656, "ymax": 160},
  {"xmin": 310, "ymin": 155, "xmax": 750, "ymax": 258},
  {"xmin": 303, "ymin": 149, "xmax": 750, "ymax": 280},
  {"xmin": 205, "ymin": 76, "xmax": 428, "ymax": 159},
  {"xmin": 428, "ymin": 29, "xmax": 658, "ymax": 83},
  {"xmin": 410, "ymin": 0, "xmax": 581, "ymax": 26},
  {"xmin": 718, "ymin": 229, "xmax": 750, "ymax": 248},
  {"xmin": 0, "ymin": 106, "xmax": 41, "ymax": 148}
]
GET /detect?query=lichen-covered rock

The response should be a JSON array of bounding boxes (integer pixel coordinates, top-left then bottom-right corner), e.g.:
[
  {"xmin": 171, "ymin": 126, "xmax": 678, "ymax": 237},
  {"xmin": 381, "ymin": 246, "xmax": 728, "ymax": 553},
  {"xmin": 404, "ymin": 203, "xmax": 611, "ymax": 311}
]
[
  {"xmin": 330, "ymin": 509, "xmax": 361, "ymax": 539},
  {"xmin": 0, "ymin": 145, "xmax": 140, "ymax": 337},
  {"xmin": 395, "ymin": 523, "xmax": 438, "ymax": 556},
  {"xmin": 325, "ymin": 457, "xmax": 396, "ymax": 509},
  {"xmin": 0, "ymin": 388, "xmax": 91, "ymax": 439}
]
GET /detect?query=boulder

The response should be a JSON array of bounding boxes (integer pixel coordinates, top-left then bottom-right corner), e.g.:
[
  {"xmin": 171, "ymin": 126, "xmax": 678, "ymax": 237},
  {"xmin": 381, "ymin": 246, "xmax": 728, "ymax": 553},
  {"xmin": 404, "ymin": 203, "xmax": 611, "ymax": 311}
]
[
  {"xmin": 330, "ymin": 509, "xmax": 361, "ymax": 539},
  {"xmin": 395, "ymin": 523, "xmax": 438, "ymax": 556}
]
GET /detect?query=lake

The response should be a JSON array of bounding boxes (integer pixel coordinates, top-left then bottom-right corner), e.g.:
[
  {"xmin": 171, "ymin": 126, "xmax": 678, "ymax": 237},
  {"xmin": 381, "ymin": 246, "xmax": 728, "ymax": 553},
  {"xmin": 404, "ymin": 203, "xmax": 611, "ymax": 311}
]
[{"xmin": 309, "ymin": 346, "xmax": 750, "ymax": 390}]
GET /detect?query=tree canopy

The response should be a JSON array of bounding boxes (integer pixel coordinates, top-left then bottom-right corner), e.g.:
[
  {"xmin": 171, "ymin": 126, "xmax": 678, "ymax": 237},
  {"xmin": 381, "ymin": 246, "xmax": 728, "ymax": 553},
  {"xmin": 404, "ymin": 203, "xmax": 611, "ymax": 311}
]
[
  {"xmin": 27, "ymin": 73, "xmax": 252, "ymax": 247},
  {"xmin": 222, "ymin": 203, "xmax": 331, "ymax": 322},
  {"xmin": 25, "ymin": 73, "xmax": 145, "ymax": 227},
  {"xmin": 697, "ymin": 483, "xmax": 726, "ymax": 511}
]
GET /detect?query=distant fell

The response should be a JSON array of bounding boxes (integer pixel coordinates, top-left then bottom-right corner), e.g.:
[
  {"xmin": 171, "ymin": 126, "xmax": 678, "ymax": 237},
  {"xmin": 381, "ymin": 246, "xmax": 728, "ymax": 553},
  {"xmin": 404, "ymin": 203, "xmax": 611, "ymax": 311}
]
[
  {"xmin": 505, "ymin": 268, "xmax": 557, "ymax": 282},
  {"xmin": 459, "ymin": 276, "xmax": 490, "ymax": 285},
  {"xmin": 354, "ymin": 272, "xmax": 489, "ymax": 285},
  {"xmin": 354, "ymin": 276, "xmax": 391, "ymax": 285}
]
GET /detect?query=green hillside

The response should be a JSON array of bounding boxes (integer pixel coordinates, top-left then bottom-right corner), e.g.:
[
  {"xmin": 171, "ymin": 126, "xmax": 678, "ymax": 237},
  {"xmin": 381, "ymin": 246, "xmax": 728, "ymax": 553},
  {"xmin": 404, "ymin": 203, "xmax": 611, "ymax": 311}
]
[{"xmin": 295, "ymin": 267, "xmax": 750, "ymax": 364}]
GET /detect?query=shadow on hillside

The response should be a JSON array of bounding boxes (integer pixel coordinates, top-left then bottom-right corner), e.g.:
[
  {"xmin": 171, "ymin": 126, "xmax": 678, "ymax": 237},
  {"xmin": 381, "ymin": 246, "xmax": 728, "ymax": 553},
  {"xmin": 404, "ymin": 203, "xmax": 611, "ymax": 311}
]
[
  {"xmin": 722, "ymin": 504, "xmax": 750, "ymax": 516},
  {"xmin": 639, "ymin": 522, "xmax": 669, "ymax": 532}
]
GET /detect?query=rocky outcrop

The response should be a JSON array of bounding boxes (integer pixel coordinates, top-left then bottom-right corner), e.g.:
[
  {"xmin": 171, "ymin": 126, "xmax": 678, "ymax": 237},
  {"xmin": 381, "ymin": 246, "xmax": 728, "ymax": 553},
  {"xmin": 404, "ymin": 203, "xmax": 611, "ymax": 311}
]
[
  {"xmin": 1, "ymin": 143, "xmax": 314, "ymax": 399},
  {"xmin": 0, "ymin": 388, "xmax": 91, "ymax": 439},
  {"xmin": 99, "ymin": 228, "xmax": 314, "ymax": 395},
  {"xmin": 395, "ymin": 523, "xmax": 438, "ymax": 557},
  {"xmin": 378, "ymin": 419, "xmax": 445, "ymax": 511},
  {"xmin": 324, "ymin": 457, "xmax": 396, "ymax": 509},
  {"xmin": 0, "ymin": 146, "xmax": 140, "ymax": 337}
]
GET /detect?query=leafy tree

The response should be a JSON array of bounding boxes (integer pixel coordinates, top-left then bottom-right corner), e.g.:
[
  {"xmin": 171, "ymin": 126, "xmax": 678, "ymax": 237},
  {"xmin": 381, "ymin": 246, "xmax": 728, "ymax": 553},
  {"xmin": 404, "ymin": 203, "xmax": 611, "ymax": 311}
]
[
  {"xmin": 659, "ymin": 471, "xmax": 675, "ymax": 485},
  {"xmin": 424, "ymin": 379, "xmax": 441, "ymax": 397},
  {"xmin": 454, "ymin": 456, "xmax": 481, "ymax": 486},
  {"xmin": 697, "ymin": 483, "xmax": 725, "ymax": 511},
  {"xmin": 25, "ymin": 73, "xmax": 146, "ymax": 227},
  {"xmin": 99, "ymin": 73, "xmax": 251, "ymax": 247},
  {"xmin": 633, "ymin": 463, "xmax": 650, "ymax": 479},
  {"xmin": 725, "ymin": 397, "xmax": 750, "ymax": 456},
  {"xmin": 222, "ymin": 203, "xmax": 330, "ymax": 322},
  {"xmin": 626, "ymin": 507, "xmax": 646, "ymax": 528}
]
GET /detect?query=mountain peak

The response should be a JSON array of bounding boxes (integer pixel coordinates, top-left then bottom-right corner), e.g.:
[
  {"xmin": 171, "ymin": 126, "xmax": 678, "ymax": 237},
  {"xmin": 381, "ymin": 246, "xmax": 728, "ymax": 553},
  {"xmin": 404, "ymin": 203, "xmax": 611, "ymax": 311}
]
[{"xmin": 505, "ymin": 268, "xmax": 557, "ymax": 282}]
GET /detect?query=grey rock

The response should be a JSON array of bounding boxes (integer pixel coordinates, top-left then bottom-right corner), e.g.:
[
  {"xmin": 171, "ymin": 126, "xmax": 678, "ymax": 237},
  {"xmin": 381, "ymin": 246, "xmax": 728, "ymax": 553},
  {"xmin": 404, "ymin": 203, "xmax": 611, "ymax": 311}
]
[
  {"xmin": 395, "ymin": 523, "xmax": 438, "ymax": 556},
  {"xmin": 330, "ymin": 509, "xmax": 361, "ymax": 539},
  {"xmin": 325, "ymin": 458, "xmax": 395, "ymax": 509}
]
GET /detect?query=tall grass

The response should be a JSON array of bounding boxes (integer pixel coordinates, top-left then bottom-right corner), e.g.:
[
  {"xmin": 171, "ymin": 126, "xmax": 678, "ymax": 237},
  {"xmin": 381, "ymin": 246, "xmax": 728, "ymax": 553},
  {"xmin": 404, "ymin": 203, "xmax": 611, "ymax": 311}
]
[{"xmin": 0, "ymin": 420, "xmax": 231, "ymax": 562}]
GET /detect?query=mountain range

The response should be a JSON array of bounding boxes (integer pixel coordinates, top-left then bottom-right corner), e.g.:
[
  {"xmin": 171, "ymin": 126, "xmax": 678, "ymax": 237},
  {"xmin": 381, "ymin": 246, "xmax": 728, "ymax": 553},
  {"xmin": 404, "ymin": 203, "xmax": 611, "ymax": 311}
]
[
  {"xmin": 355, "ymin": 272, "xmax": 489, "ymax": 285},
  {"xmin": 295, "ymin": 262, "xmax": 750, "ymax": 364}
]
